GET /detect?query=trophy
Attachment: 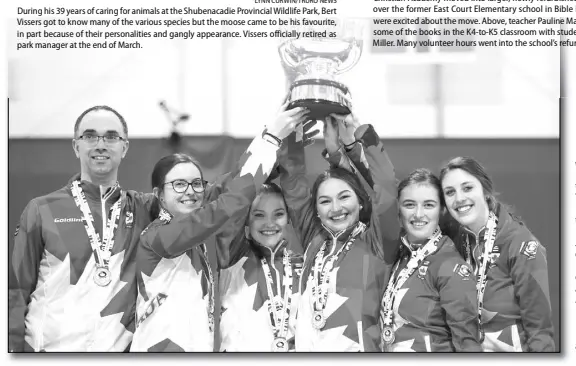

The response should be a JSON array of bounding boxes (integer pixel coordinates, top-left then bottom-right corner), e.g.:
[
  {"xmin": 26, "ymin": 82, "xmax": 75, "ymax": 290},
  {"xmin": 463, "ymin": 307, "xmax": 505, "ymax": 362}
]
[{"xmin": 278, "ymin": 24, "xmax": 363, "ymax": 120}]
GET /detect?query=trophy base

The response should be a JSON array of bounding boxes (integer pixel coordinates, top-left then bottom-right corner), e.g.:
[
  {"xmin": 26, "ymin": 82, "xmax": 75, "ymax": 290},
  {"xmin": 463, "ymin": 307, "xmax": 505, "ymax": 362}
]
[
  {"xmin": 288, "ymin": 79, "xmax": 351, "ymax": 120},
  {"xmin": 288, "ymin": 99, "xmax": 350, "ymax": 121}
]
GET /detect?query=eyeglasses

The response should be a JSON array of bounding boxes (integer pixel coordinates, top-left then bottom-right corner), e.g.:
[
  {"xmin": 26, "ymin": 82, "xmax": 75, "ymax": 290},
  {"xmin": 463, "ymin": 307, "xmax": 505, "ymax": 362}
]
[
  {"xmin": 164, "ymin": 179, "xmax": 205, "ymax": 193},
  {"xmin": 77, "ymin": 134, "xmax": 126, "ymax": 145}
]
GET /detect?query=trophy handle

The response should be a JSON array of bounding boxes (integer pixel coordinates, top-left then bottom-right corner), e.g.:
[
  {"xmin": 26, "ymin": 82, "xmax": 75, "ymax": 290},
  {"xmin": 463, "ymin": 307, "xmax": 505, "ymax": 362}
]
[
  {"xmin": 335, "ymin": 39, "xmax": 363, "ymax": 75},
  {"xmin": 278, "ymin": 41, "xmax": 300, "ymax": 70}
]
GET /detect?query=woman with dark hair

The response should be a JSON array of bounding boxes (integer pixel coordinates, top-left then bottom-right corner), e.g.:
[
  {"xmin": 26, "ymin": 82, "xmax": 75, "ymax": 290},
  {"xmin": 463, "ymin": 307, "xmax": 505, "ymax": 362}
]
[
  {"xmin": 216, "ymin": 119, "xmax": 318, "ymax": 352},
  {"xmin": 216, "ymin": 182, "xmax": 302, "ymax": 352},
  {"xmin": 380, "ymin": 168, "xmax": 481, "ymax": 352},
  {"xmin": 440, "ymin": 156, "xmax": 554, "ymax": 352},
  {"xmin": 130, "ymin": 104, "xmax": 305, "ymax": 352},
  {"xmin": 282, "ymin": 106, "xmax": 400, "ymax": 351}
]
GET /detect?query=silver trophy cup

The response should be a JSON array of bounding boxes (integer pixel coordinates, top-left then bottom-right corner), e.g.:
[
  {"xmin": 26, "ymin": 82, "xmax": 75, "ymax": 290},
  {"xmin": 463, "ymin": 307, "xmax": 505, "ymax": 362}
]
[{"xmin": 279, "ymin": 35, "xmax": 362, "ymax": 120}]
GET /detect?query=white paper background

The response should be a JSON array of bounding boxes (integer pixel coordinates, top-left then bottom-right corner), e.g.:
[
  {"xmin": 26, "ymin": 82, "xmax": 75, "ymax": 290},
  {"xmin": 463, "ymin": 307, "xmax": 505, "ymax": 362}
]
[{"xmin": 0, "ymin": 0, "xmax": 571, "ymax": 364}]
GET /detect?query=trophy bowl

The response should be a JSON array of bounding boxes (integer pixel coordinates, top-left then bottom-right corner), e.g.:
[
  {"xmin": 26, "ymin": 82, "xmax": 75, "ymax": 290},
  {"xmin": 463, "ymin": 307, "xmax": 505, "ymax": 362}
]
[{"xmin": 279, "ymin": 35, "xmax": 363, "ymax": 120}]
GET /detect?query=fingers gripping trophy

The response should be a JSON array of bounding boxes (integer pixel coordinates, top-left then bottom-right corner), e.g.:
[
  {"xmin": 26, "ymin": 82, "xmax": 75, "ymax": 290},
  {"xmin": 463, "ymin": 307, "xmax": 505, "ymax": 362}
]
[{"xmin": 278, "ymin": 20, "xmax": 363, "ymax": 121}]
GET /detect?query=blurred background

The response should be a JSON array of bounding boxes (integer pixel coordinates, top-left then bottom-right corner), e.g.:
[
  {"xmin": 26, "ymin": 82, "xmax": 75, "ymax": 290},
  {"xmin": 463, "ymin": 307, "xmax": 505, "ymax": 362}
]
[{"xmin": 7, "ymin": 28, "xmax": 560, "ymax": 350}]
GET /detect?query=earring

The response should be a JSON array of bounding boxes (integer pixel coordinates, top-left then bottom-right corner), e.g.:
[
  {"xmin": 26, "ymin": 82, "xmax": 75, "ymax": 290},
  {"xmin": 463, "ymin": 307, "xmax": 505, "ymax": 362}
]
[{"xmin": 360, "ymin": 205, "xmax": 363, "ymax": 210}]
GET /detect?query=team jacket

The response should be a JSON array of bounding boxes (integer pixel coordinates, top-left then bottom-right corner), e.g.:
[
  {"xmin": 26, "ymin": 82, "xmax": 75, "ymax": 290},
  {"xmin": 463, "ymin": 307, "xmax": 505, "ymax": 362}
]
[
  {"xmin": 217, "ymin": 236, "xmax": 303, "ymax": 352},
  {"xmin": 9, "ymin": 175, "xmax": 154, "ymax": 352},
  {"xmin": 282, "ymin": 124, "xmax": 400, "ymax": 351},
  {"xmin": 385, "ymin": 235, "xmax": 482, "ymax": 352},
  {"xmin": 130, "ymin": 134, "xmax": 281, "ymax": 352},
  {"xmin": 455, "ymin": 203, "xmax": 555, "ymax": 352}
]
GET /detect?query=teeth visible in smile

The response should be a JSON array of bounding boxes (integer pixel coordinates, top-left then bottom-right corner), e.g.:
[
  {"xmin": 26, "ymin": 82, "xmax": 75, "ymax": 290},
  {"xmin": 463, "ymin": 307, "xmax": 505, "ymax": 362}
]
[
  {"xmin": 261, "ymin": 230, "xmax": 279, "ymax": 236},
  {"xmin": 93, "ymin": 156, "xmax": 108, "ymax": 160},
  {"xmin": 181, "ymin": 200, "xmax": 196, "ymax": 204},
  {"xmin": 456, "ymin": 205, "xmax": 472, "ymax": 213},
  {"xmin": 331, "ymin": 214, "xmax": 346, "ymax": 221},
  {"xmin": 412, "ymin": 222, "xmax": 427, "ymax": 227}
]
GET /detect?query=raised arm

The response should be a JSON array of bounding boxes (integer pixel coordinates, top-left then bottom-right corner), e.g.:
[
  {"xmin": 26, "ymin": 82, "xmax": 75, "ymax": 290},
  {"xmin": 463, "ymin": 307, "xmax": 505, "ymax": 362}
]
[
  {"xmin": 326, "ymin": 111, "xmax": 400, "ymax": 264},
  {"xmin": 9, "ymin": 199, "xmax": 44, "ymax": 352},
  {"xmin": 142, "ymin": 111, "xmax": 299, "ymax": 259},
  {"xmin": 277, "ymin": 126, "xmax": 316, "ymax": 241}
]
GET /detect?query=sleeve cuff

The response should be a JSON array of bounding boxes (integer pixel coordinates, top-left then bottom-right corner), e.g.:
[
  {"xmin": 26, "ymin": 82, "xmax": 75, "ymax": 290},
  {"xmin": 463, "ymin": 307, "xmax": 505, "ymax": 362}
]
[{"xmin": 354, "ymin": 124, "xmax": 380, "ymax": 147}]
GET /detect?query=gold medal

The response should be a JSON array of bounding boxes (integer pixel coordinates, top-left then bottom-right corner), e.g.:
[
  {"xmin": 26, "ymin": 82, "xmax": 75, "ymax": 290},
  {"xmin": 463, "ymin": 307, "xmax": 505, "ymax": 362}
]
[
  {"xmin": 272, "ymin": 337, "xmax": 289, "ymax": 352},
  {"xmin": 94, "ymin": 266, "xmax": 112, "ymax": 287},
  {"xmin": 312, "ymin": 310, "xmax": 326, "ymax": 330},
  {"xmin": 382, "ymin": 326, "xmax": 395, "ymax": 345}
]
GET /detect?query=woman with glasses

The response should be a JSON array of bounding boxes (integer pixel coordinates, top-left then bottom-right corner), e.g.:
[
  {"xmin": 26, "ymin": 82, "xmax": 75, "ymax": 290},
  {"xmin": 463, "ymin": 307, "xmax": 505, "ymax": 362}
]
[{"xmin": 129, "ymin": 110, "xmax": 302, "ymax": 352}]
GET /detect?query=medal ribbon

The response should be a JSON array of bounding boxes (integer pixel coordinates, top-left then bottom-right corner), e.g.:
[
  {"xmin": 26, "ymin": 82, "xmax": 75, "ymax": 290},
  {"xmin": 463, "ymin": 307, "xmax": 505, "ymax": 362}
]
[
  {"xmin": 197, "ymin": 243, "xmax": 215, "ymax": 333},
  {"xmin": 71, "ymin": 180, "xmax": 122, "ymax": 268},
  {"xmin": 261, "ymin": 247, "xmax": 293, "ymax": 341},
  {"xmin": 311, "ymin": 222, "xmax": 366, "ymax": 314},
  {"xmin": 472, "ymin": 212, "xmax": 498, "ymax": 338},
  {"xmin": 380, "ymin": 228, "xmax": 443, "ymax": 327}
]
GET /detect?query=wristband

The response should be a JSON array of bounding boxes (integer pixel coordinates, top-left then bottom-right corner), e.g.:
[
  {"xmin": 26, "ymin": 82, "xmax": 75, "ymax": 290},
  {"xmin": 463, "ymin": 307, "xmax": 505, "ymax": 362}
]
[
  {"xmin": 262, "ymin": 131, "xmax": 282, "ymax": 147},
  {"xmin": 343, "ymin": 140, "xmax": 357, "ymax": 151}
]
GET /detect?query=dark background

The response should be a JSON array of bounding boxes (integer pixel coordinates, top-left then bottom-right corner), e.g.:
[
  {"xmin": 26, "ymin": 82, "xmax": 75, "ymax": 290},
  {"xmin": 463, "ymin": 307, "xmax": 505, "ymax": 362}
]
[{"xmin": 8, "ymin": 137, "xmax": 560, "ymax": 351}]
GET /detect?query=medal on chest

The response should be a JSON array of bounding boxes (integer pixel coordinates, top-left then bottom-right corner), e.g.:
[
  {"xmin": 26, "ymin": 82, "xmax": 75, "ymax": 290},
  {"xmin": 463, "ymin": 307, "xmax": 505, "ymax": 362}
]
[
  {"xmin": 261, "ymin": 249, "xmax": 294, "ymax": 352},
  {"xmin": 71, "ymin": 181, "xmax": 122, "ymax": 287},
  {"xmin": 379, "ymin": 228, "xmax": 442, "ymax": 350},
  {"xmin": 475, "ymin": 212, "xmax": 498, "ymax": 343},
  {"xmin": 310, "ymin": 222, "xmax": 366, "ymax": 330}
]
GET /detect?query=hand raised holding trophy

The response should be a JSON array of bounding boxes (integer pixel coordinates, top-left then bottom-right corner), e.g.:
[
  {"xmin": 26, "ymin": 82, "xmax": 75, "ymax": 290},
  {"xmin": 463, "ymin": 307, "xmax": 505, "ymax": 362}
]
[{"xmin": 278, "ymin": 20, "xmax": 364, "ymax": 121}]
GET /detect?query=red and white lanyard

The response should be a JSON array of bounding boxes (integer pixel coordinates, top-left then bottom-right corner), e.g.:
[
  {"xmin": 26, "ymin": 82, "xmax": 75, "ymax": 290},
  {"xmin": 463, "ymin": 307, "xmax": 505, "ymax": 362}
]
[
  {"xmin": 380, "ymin": 228, "xmax": 443, "ymax": 327},
  {"xmin": 311, "ymin": 222, "xmax": 366, "ymax": 317},
  {"xmin": 466, "ymin": 212, "xmax": 498, "ymax": 340},
  {"xmin": 71, "ymin": 180, "xmax": 121, "ymax": 268},
  {"xmin": 197, "ymin": 243, "xmax": 215, "ymax": 333},
  {"xmin": 261, "ymin": 248, "xmax": 293, "ymax": 351}
]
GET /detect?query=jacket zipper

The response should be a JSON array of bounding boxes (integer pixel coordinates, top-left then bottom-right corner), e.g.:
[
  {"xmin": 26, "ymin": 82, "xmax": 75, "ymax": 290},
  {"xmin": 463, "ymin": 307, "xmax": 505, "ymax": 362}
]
[{"xmin": 264, "ymin": 241, "xmax": 288, "ymax": 296}]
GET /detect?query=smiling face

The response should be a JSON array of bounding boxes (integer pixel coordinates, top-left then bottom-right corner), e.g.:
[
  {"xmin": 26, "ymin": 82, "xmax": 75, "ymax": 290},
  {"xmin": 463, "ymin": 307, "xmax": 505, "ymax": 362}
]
[
  {"xmin": 316, "ymin": 178, "xmax": 360, "ymax": 233},
  {"xmin": 441, "ymin": 168, "xmax": 490, "ymax": 234},
  {"xmin": 73, "ymin": 109, "xmax": 128, "ymax": 182},
  {"xmin": 247, "ymin": 192, "xmax": 289, "ymax": 249},
  {"xmin": 399, "ymin": 183, "xmax": 441, "ymax": 244},
  {"xmin": 158, "ymin": 162, "xmax": 204, "ymax": 217}
]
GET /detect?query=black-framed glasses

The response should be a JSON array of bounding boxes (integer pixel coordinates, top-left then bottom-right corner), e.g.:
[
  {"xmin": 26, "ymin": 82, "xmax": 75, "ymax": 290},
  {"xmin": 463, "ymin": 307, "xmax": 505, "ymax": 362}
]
[
  {"xmin": 164, "ymin": 179, "xmax": 205, "ymax": 193},
  {"xmin": 77, "ymin": 134, "xmax": 126, "ymax": 145}
]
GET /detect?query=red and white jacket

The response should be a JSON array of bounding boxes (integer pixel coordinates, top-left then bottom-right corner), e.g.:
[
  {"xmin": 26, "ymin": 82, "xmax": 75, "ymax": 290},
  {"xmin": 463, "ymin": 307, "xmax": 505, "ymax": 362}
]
[
  {"xmin": 455, "ymin": 203, "xmax": 555, "ymax": 352},
  {"xmin": 130, "ymin": 134, "xmax": 281, "ymax": 352},
  {"xmin": 281, "ymin": 125, "xmax": 400, "ymax": 351},
  {"xmin": 384, "ymin": 235, "xmax": 482, "ymax": 352},
  {"xmin": 9, "ymin": 175, "xmax": 154, "ymax": 352}
]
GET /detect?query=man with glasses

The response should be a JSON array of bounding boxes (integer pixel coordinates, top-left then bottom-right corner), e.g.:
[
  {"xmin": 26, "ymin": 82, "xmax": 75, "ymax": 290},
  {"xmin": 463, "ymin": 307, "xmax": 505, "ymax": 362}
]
[{"xmin": 9, "ymin": 105, "xmax": 156, "ymax": 352}]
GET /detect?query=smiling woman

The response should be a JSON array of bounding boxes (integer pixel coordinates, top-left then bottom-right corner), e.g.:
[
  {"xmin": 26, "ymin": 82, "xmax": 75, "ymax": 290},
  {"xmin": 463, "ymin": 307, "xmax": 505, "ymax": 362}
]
[
  {"xmin": 214, "ymin": 104, "xmax": 313, "ymax": 352},
  {"xmin": 280, "ymin": 108, "xmax": 400, "ymax": 351},
  {"xmin": 130, "ymin": 100, "xmax": 299, "ymax": 352},
  {"xmin": 381, "ymin": 168, "xmax": 481, "ymax": 352},
  {"xmin": 440, "ymin": 156, "xmax": 555, "ymax": 352},
  {"xmin": 216, "ymin": 182, "xmax": 303, "ymax": 352}
]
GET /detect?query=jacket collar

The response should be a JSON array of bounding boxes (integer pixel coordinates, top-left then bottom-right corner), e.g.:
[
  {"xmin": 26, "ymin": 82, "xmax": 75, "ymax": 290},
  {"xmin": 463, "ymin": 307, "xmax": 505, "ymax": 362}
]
[
  {"xmin": 401, "ymin": 226, "xmax": 442, "ymax": 252},
  {"xmin": 320, "ymin": 221, "xmax": 365, "ymax": 242},
  {"xmin": 67, "ymin": 173, "xmax": 121, "ymax": 202},
  {"xmin": 250, "ymin": 239, "xmax": 289, "ymax": 261},
  {"xmin": 461, "ymin": 203, "xmax": 510, "ymax": 242}
]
